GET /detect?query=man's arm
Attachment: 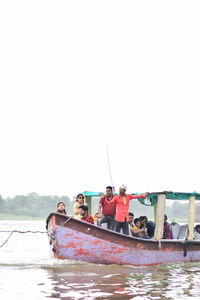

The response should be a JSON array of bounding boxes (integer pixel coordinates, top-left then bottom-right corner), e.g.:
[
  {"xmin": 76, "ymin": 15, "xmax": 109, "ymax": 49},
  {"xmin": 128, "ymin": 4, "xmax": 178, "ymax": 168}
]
[
  {"xmin": 107, "ymin": 196, "xmax": 117, "ymax": 204},
  {"xmin": 129, "ymin": 193, "xmax": 148, "ymax": 200}
]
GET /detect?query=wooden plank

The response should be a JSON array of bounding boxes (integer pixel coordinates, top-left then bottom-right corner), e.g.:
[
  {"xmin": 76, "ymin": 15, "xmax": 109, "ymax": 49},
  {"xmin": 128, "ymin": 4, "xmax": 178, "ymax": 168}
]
[
  {"xmin": 187, "ymin": 196, "xmax": 196, "ymax": 240},
  {"xmin": 154, "ymin": 193, "xmax": 166, "ymax": 239}
]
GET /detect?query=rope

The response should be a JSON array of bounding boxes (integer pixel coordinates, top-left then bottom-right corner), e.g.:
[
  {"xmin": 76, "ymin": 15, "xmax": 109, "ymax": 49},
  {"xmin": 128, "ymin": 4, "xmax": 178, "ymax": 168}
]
[
  {"xmin": 0, "ymin": 230, "xmax": 47, "ymax": 234},
  {"xmin": 0, "ymin": 231, "xmax": 15, "ymax": 248},
  {"xmin": 0, "ymin": 230, "xmax": 47, "ymax": 249},
  {"xmin": 61, "ymin": 216, "xmax": 72, "ymax": 226}
]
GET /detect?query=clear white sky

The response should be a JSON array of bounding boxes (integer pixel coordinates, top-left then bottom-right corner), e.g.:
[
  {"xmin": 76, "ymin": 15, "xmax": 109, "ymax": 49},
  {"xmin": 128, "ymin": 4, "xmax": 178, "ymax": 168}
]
[{"xmin": 0, "ymin": 1, "xmax": 200, "ymax": 198}]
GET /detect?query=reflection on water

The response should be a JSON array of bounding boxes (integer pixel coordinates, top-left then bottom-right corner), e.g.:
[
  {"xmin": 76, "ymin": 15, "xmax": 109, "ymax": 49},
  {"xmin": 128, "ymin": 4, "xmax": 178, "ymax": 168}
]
[
  {"xmin": 0, "ymin": 221, "xmax": 200, "ymax": 299},
  {"xmin": 44, "ymin": 263, "xmax": 200, "ymax": 299}
]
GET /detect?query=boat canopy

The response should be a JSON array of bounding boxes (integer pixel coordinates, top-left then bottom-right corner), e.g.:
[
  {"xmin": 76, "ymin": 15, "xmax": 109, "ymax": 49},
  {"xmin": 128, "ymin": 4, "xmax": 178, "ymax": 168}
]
[
  {"xmin": 83, "ymin": 191, "xmax": 100, "ymax": 197},
  {"xmin": 83, "ymin": 191, "xmax": 200, "ymax": 207},
  {"xmin": 141, "ymin": 192, "xmax": 200, "ymax": 206}
]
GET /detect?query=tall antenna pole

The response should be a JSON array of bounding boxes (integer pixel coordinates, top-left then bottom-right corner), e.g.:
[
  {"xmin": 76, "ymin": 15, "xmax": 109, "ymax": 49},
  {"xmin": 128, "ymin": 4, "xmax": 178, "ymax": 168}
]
[{"xmin": 106, "ymin": 145, "xmax": 114, "ymax": 188}]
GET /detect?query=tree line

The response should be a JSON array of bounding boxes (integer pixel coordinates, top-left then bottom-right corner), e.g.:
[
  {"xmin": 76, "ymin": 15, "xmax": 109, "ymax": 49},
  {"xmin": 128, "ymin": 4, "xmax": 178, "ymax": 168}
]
[
  {"xmin": 0, "ymin": 193, "xmax": 199, "ymax": 222},
  {"xmin": 0, "ymin": 193, "xmax": 73, "ymax": 218}
]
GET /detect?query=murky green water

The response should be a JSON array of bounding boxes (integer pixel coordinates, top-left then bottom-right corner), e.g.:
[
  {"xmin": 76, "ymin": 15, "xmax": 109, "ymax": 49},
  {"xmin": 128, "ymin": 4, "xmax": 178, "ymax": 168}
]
[{"xmin": 0, "ymin": 220, "xmax": 200, "ymax": 299}]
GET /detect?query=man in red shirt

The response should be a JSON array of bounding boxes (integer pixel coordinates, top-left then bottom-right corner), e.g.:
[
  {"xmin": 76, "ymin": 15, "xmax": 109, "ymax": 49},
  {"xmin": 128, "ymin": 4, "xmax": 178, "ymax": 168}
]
[
  {"xmin": 109, "ymin": 184, "xmax": 148, "ymax": 235},
  {"xmin": 98, "ymin": 186, "xmax": 116, "ymax": 230},
  {"xmin": 79, "ymin": 205, "xmax": 94, "ymax": 224}
]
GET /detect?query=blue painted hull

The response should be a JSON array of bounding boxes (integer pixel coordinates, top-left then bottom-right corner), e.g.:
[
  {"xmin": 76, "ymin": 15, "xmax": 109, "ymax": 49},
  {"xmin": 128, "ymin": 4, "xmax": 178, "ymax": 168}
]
[{"xmin": 46, "ymin": 213, "xmax": 200, "ymax": 266}]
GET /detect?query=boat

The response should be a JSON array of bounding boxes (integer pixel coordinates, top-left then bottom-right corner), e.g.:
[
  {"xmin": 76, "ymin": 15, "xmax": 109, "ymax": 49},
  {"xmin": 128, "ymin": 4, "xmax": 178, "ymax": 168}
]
[{"xmin": 46, "ymin": 191, "xmax": 200, "ymax": 266}]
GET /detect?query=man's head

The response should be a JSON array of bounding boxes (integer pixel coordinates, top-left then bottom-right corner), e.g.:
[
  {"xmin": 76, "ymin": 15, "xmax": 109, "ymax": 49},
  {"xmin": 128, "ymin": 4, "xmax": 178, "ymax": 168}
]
[
  {"xmin": 128, "ymin": 212, "xmax": 134, "ymax": 224},
  {"xmin": 106, "ymin": 186, "xmax": 113, "ymax": 197},
  {"xmin": 139, "ymin": 216, "xmax": 148, "ymax": 225},
  {"xmin": 79, "ymin": 205, "xmax": 88, "ymax": 217},
  {"xmin": 195, "ymin": 224, "xmax": 200, "ymax": 233},
  {"xmin": 119, "ymin": 184, "xmax": 127, "ymax": 196},
  {"xmin": 164, "ymin": 214, "xmax": 168, "ymax": 223}
]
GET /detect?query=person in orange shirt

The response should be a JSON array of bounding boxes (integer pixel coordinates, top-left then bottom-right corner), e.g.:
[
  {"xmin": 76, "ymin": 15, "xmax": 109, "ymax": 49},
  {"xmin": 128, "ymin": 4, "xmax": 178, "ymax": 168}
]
[{"xmin": 109, "ymin": 184, "xmax": 148, "ymax": 235}]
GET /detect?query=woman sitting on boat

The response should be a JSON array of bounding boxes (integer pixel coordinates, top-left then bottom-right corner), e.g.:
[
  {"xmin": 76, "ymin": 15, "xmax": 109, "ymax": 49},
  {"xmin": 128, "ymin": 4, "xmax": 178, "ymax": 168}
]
[
  {"xmin": 45, "ymin": 202, "xmax": 67, "ymax": 229},
  {"xmin": 73, "ymin": 193, "xmax": 86, "ymax": 219},
  {"xmin": 56, "ymin": 202, "xmax": 67, "ymax": 215}
]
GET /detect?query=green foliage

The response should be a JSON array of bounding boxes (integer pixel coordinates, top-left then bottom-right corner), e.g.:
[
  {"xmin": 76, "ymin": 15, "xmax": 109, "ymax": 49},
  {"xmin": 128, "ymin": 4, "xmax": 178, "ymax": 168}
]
[{"xmin": 0, "ymin": 193, "xmax": 73, "ymax": 219}]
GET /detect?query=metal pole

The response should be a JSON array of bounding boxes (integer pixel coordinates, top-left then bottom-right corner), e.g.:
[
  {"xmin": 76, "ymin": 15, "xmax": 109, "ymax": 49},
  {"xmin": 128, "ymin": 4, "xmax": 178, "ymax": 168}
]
[{"xmin": 106, "ymin": 145, "xmax": 114, "ymax": 187}]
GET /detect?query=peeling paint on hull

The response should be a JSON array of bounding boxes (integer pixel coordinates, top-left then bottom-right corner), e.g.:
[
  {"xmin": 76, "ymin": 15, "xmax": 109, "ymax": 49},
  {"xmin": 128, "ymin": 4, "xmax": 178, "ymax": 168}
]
[{"xmin": 46, "ymin": 213, "xmax": 200, "ymax": 266}]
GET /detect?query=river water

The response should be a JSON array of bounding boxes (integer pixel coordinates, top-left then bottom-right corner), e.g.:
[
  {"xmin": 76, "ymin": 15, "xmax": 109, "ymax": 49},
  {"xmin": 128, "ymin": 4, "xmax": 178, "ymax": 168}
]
[{"xmin": 0, "ymin": 220, "xmax": 200, "ymax": 300}]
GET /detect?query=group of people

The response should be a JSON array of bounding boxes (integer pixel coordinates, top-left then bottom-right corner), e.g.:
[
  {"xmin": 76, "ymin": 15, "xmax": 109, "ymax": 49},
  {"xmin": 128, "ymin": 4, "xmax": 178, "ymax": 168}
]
[
  {"xmin": 57, "ymin": 185, "xmax": 150, "ymax": 237},
  {"xmin": 56, "ymin": 193, "xmax": 93, "ymax": 223},
  {"xmin": 127, "ymin": 213, "xmax": 155, "ymax": 239},
  {"xmin": 55, "ymin": 186, "xmax": 200, "ymax": 240},
  {"xmin": 97, "ymin": 185, "xmax": 150, "ymax": 236}
]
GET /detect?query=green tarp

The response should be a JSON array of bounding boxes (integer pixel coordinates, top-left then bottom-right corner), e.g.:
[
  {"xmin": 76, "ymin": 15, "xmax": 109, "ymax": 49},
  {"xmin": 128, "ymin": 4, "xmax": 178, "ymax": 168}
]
[
  {"xmin": 83, "ymin": 191, "xmax": 200, "ymax": 207},
  {"xmin": 83, "ymin": 191, "xmax": 100, "ymax": 197},
  {"xmin": 138, "ymin": 192, "xmax": 200, "ymax": 207}
]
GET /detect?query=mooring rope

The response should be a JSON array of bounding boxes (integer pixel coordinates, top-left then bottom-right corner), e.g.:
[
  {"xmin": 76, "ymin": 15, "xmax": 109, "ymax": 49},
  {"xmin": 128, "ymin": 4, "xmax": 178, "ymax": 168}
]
[
  {"xmin": 61, "ymin": 216, "xmax": 72, "ymax": 227},
  {"xmin": 0, "ymin": 230, "xmax": 47, "ymax": 248}
]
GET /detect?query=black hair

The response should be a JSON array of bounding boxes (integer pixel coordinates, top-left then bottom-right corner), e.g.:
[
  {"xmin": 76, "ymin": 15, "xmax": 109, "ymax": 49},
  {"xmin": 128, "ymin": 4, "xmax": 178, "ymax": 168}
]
[
  {"xmin": 106, "ymin": 186, "xmax": 113, "ymax": 191},
  {"xmin": 129, "ymin": 212, "xmax": 134, "ymax": 216},
  {"xmin": 76, "ymin": 193, "xmax": 84, "ymax": 201},
  {"xmin": 195, "ymin": 224, "xmax": 200, "ymax": 231},
  {"xmin": 139, "ymin": 216, "xmax": 147, "ymax": 220},
  {"xmin": 56, "ymin": 202, "xmax": 66, "ymax": 214},
  {"xmin": 78, "ymin": 205, "xmax": 88, "ymax": 212},
  {"xmin": 134, "ymin": 218, "xmax": 141, "ymax": 224},
  {"xmin": 57, "ymin": 202, "xmax": 65, "ymax": 208}
]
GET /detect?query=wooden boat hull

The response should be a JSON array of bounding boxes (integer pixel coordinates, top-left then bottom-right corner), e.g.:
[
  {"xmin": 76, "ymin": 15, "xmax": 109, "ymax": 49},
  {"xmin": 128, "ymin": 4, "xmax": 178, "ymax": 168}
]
[{"xmin": 46, "ymin": 213, "xmax": 200, "ymax": 266}]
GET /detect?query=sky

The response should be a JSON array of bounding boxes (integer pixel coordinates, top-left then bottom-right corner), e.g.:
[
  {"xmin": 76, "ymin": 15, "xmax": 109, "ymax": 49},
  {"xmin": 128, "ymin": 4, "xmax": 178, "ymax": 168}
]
[{"xmin": 0, "ymin": 1, "xmax": 200, "ymax": 199}]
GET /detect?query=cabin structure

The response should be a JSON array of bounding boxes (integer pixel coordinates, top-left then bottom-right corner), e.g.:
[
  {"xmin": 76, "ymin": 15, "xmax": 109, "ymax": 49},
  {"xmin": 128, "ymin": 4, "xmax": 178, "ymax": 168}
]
[{"xmin": 82, "ymin": 191, "xmax": 200, "ymax": 241}]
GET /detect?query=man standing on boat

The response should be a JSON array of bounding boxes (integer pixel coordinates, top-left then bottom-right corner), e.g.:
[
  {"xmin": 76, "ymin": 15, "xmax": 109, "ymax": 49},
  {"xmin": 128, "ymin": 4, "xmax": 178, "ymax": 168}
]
[
  {"xmin": 109, "ymin": 184, "xmax": 148, "ymax": 235},
  {"xmin": 98, "ymin": 186, "xmax": 116, "ymax": 230}
]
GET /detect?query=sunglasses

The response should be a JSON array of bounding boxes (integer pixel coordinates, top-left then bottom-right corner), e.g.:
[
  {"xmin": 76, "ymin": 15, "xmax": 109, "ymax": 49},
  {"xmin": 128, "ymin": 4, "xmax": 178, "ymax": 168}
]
[{"xmin": 78, "ymin": 196, "xmax": 84, "ymax": 199}]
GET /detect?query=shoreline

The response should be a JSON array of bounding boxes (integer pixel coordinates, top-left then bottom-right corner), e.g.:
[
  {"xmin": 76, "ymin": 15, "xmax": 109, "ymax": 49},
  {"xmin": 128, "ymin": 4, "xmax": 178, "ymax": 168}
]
[
  {"xmin": 0, "ymin": 214, "xmax": 196, "ymax": 224},
  {"xmin": 0, "ymin": 214, "xmax": 44, "ymax": 221}
]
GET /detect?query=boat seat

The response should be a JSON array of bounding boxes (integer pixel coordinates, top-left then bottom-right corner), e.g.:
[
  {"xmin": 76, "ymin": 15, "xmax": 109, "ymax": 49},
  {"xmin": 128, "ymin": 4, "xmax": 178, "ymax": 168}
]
[
  {"xmin": 101, "ymin": 223, "xmax": 108, "ymax": 229},
  {"xmin": 170, "ymin": 222, "xmax": 180, "ymax": 239},
  {"xmin": 177, "ymin": 224, "xmax": 188, "ymax": 239}
]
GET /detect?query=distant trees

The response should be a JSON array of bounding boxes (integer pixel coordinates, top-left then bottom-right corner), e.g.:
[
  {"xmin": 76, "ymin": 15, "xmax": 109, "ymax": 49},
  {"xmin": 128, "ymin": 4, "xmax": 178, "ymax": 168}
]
[
  {"xmin": 0, "ymin": 193, "xmax": 73, "ymax": 218},
  {"xmin": 0, "ymin": 193, "xmax": 199, "ymax": 222}
]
